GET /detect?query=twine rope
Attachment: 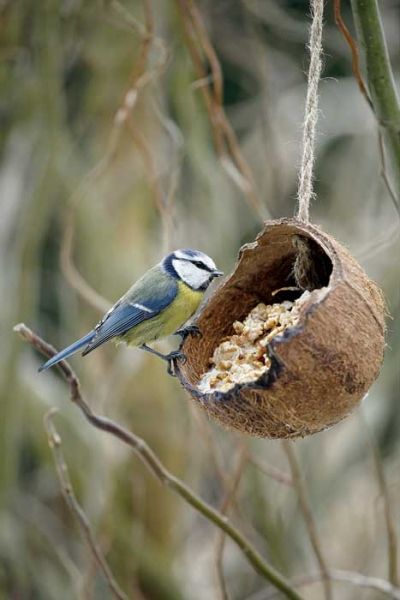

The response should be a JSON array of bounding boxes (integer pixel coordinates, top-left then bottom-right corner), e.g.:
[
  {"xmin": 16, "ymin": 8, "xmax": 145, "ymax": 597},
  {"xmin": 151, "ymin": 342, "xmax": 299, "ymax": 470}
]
[{"xmin": 297, "ymin": 0, "xmax": 324, "ymax": 223}]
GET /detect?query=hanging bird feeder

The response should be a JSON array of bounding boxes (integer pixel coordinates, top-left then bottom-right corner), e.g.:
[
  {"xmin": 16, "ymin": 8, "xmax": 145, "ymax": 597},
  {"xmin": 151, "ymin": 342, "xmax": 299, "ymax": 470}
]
[
  {"xmin": 176, "ymin": 0, "xmax": 386, "ymax": 438},
  {"xmin": 176, "ymin": 218, "xmax": 385, "ymax": 438}
]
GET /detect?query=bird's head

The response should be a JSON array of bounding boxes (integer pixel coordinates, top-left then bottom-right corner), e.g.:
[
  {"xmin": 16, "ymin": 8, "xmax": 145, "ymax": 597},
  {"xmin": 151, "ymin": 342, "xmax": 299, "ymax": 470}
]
[{"xmin": 162, "ymin": 249, "xmax": 223, "ymax": 291}]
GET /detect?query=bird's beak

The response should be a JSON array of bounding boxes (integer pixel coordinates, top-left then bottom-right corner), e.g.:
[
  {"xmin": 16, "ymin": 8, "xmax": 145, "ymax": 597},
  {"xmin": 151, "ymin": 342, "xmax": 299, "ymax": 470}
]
[{"xmin": 213, "ymin": 270, "xmax": 224, "ymax": 278}]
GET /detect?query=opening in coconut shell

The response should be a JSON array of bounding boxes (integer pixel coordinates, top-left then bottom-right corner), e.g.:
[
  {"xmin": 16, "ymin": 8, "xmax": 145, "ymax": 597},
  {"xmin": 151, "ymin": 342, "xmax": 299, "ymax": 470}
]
[{"xmin": 176, "ymin": 218, "xmax": 385, "ymax": 439}]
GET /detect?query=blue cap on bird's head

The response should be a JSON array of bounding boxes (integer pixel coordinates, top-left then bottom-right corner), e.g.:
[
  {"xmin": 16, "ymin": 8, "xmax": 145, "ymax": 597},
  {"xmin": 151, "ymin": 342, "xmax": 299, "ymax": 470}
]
[{"xmin": 162, "ymin": 249, "xmax": 223, "ymax": 291}]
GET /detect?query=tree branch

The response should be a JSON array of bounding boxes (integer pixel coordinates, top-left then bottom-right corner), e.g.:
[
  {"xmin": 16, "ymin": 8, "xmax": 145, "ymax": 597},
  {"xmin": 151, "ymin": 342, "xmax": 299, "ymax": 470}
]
[
  {"xmin": 14, "ymin": 323, "xmax": 303, "ymax": 600},
  {"xmin": 44, "ymin": 409, "xmax": 128, "ymax": 600},
  {"xmin": 350, "ymin": 0, "xmax": 400, "ymax": 198},
  {"xmin": 254, "ymin": 569, "xmax": 400, "ymax": 600},
  {"xmin": 282, "ymin": 441, "xmax": 332, "ymax": 600},
  {"xmin": 214, "ymin": 444, "xmax": 247, "ymax": 600},
  {"xmin": 359, "ymin": 412, "xmax": 399, "ymax": 587},
  {"xmin": 176, "ymin": 0, "xmax": 266, "ymax": 221}
]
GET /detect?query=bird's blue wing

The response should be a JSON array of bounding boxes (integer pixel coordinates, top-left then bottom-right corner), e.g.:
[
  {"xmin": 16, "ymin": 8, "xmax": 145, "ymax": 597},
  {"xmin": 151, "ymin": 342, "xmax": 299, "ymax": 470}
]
[
  {"xmin": 83, "ymin": 268, "xmax": 178, "ymax": 354},
  {"xmin": 82, "ymin": 303, "xmax": 153, "ymax": 354},
  {"xmin": 38, "ymin": 266, "xmax": 178, "ymax": 371}
]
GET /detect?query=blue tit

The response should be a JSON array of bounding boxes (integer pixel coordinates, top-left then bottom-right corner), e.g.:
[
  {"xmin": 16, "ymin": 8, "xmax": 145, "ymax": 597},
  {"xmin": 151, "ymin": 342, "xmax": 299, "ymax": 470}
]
[{"xmin": 39, "ymin": 249, "xmax": 223, "ymax": 374}]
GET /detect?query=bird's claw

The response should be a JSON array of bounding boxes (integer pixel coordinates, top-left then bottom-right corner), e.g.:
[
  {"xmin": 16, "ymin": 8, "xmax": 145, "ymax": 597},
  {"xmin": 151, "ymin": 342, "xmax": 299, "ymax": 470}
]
[
  {"xmin": 166, "ymin": 350, "xmax": 187, "ymax": 376},
  {"xmin": 175, "ymin": 325, "xmax": 202, "ymax": 341}
]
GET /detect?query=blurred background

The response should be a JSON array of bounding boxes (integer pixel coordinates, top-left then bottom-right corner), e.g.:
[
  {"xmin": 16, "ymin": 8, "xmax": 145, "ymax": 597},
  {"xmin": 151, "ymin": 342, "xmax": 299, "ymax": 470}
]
[{"xmin": 1, "ymin": 0, "xmax": 400, "ymax": 598}]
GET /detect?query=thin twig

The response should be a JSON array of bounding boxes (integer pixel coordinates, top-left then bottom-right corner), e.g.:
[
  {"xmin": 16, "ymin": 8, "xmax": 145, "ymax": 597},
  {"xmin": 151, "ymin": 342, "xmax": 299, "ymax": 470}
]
[
  {"xmin": 184, "ymin": 0, "xmax": 223, "ymax": 107},
  {"xmin": 378, "ymin": 131, "xmax": 400, "ymax": 218},
  {"xmin": 190, "ymin": 407, "xmax": 268, "ymax": 557},
  {"xmin": 247, "ymin": 454, "xmax": 293, "ymax": 487},
  {"xmin": 111, "ymin": 0, "xmax": 168, "ymax": 127},
  {"xmin": 68, "ymin": 0, "xmax": 165, "ymax": 210},
  {"xmin": 251, "ymin": 568, "xmax": 400, "ymax": 600},
  {"xmin": 359, "ymin": 412, "xmax": 399, "ymax": 586},
  {"xmin": 282, "ymin": 441, "xmax": 332, "ymax": 600},
  {"xmin": 112, "ymin": 0, "xmax": 174, "ymax": 251},
  {"xmin": 351, "ymin": 0, "xmax": 400, "ymax": 200},
  {"xmin": 60, "ymin": 210, "xmax": 111, "ymax": 314},
  {"xmin": 189, "ymin": 408, "xmax": 251, "ymax": 541},
  {"xmin": 176, "ymin": 0, "xmax": 266, "ymax": 221},
  {"xmin": 189, "ymin": 406, "xmax": 229, "ymax": 488},
  {"xmin": 61, "ymin": 0, "xmax": 169, "ymax": 309},
  {"xmin": 43, "ymin": 409, "xmax": 128, "ymax": 600},
  {"xmin": 214, "ymin": 444, "xmax": 248, "ymax": 600},
  {"xmin": 330, "ymin": 569, "xmax": 400, "ymax": 599},
  {"xmin": 113, "ymin": 0, "xmax": 172, "ymax": 252},
  {"xmin": 333, "ymin": 0, "xmax": 373, "ymax": 109},
  {"xmin": 150, "ymin": 98, "xmax": 184, "ymax": 243},
  {"xmin": 126, "ymin": 117, "xmax": 172, "ymax": 253},
  {"xmin": 296, "ymin": 0, "xmax": 324, "ymax": 222},
  {"xmin": 333, "ymin": 0, "xmax": 400, "ymax": 217},
  {"xmin": 356, "ymin": 220, "xmax": 400, "ymax": 261},
  {"xmin": 14, "ymin": 323, "xmax": 304, "ymax": 600}
]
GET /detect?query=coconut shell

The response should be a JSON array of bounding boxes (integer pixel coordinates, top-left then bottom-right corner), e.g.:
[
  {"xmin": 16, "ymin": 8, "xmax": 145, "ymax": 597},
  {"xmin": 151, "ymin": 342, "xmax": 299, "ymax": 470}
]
[{"xmin": 176, "ymin": 218, "xmax": 386, "ymax": 439}]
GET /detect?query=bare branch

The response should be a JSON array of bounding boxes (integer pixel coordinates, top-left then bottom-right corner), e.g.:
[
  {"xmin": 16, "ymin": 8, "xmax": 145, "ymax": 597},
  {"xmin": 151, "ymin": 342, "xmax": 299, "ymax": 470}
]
[
  {"xmin": 176, "ymin": 0, "xmax": 266, "ymax": 221},
  {"xmin": 189, "ymin": 406, "xmax": 229, "ymax": 488},
  {"xmin": 44, "ymin": 409, "xmax": 128, "ymax": 600},
  {"xmin": 330, "ymin": 569, "xmax": 400, "ymax": 599},
  {"xmin": 282, "ymin": 441, "xmax": 332, "ymax": 600},
  {"xmin": 347, "ymin": 0, "xmax": 400, "ymax": 213},
  {"xmin": 60, "ymin": 210, "xmax": 111, "ymax": 314},
  {"xmin": 214, "ymin": 444, "xmax": 247, "ymax": 600},
  {"xmin": 112, "ymin": 1, "xmax": 173, "ymax": 251},
  {"xmin": 59, "ymin": 0, "xmax": 176, "ymax": 312},
  {"xmin": 333, "ymin": 0, "xmax": 373, "ymax": 109},
  {"xmin": 334, "ymin": 0, "xmax": 400, "ymax": 219},
  {"xmin": 126, "ymin": 117, "xmax": 173, "ymax": 253},
  {"xmin": 251, "ymin": 569, "xmax": 400, "ymax": 600},
  {"xmin": 247, "ymin": 454, "xmax": 293, "ymax": 487},
  {"xmin": 359, "ymin": 412, "xmax": 399, "ymax": 586},
  {"xmin": 377, "ymin": 131, "xmax": 400, "ymax": 219},
  {"xmin": 111, "ymin": 0, "xmax": 169, "ymax": 127},
  {"xmin": 14, "ymin": 323, "xmax": 304, "ymax": 600}
]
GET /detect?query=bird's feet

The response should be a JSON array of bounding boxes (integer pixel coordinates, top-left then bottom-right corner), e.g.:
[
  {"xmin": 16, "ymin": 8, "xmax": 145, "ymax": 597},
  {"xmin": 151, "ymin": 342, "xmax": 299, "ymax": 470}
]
[
  {"xmin": 140, "ymin": 344, "xmax": 186, "ymax": 377},
  {"xmin": 175, "ymin": 325, "xmax": 202, "ymax": 341},
  {"xmin": 165, "ymin": 350, "xmax": 187, "ymax": 376}
]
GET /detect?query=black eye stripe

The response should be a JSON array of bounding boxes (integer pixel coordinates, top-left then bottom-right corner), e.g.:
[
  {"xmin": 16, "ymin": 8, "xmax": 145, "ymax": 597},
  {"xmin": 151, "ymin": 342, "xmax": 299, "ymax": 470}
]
[
  {"xmin": 194, "ymin": 260, "xmax": 207, "ymax": 269},
  {"xmin": 183, "ymin": 258, "xmax": 212, "ymax": 272}
]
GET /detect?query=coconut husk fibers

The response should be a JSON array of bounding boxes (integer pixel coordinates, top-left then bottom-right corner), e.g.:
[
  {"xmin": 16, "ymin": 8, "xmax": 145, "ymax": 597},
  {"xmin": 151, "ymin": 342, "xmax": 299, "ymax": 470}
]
[{"xmin": 176, "ymin": 218, "xmax": 386, "ymax": 439}]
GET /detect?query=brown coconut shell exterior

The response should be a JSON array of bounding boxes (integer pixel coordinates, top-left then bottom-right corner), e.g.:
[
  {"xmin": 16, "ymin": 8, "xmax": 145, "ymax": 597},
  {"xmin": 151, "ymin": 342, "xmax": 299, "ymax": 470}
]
[{"xmin": 176, "ymin": 218, "xmax": 386, "ymax": 439}]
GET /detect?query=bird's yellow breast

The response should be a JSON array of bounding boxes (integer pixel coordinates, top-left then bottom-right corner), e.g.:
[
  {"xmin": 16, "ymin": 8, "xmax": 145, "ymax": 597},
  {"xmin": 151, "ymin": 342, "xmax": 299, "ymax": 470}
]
[
  {"xmin": 121, "ymin": 281, "xmax": 204, "ymax": 347},
  {"xmin": 160, "ymin": 280, "xmax": 204, "ymax": 334}
]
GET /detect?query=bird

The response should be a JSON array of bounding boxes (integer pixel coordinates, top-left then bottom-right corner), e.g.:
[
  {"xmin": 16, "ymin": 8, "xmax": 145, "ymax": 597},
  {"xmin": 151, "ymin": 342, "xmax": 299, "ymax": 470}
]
[{"xmin": 39, "ymin": 249, "xmax": 223, "ymax": 374}]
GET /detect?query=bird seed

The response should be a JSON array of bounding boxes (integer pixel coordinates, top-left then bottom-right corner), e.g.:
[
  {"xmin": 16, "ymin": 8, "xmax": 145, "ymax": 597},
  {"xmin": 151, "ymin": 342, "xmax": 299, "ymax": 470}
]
[{"xmin": 198, "ymin": 291, "xmax": 311, "ymax": 393}]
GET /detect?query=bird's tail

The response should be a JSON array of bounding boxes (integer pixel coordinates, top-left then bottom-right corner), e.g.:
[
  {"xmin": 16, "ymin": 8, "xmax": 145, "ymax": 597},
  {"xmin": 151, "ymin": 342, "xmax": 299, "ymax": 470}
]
[{"xmin": 38, "ymin": 330, "xmax": 96, "ymax": 372}]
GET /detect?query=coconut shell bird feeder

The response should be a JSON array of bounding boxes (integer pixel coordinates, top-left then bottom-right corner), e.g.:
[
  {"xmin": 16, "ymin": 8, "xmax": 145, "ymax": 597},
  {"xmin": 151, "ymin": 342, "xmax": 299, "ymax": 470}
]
[
  {"xmin": 176, "ymin": 2, "xmax": 386, "ymax": 439},
  {"xmin": 176, "ymin": 218, "xmax": 385, "ymax": 439}
]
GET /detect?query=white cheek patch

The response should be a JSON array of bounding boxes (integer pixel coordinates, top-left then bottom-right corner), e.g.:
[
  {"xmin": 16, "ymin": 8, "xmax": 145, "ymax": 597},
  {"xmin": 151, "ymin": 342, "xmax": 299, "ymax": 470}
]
[{"xmin": 173, "ymin": 259, "xmax": 210, "ymax": 289}]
